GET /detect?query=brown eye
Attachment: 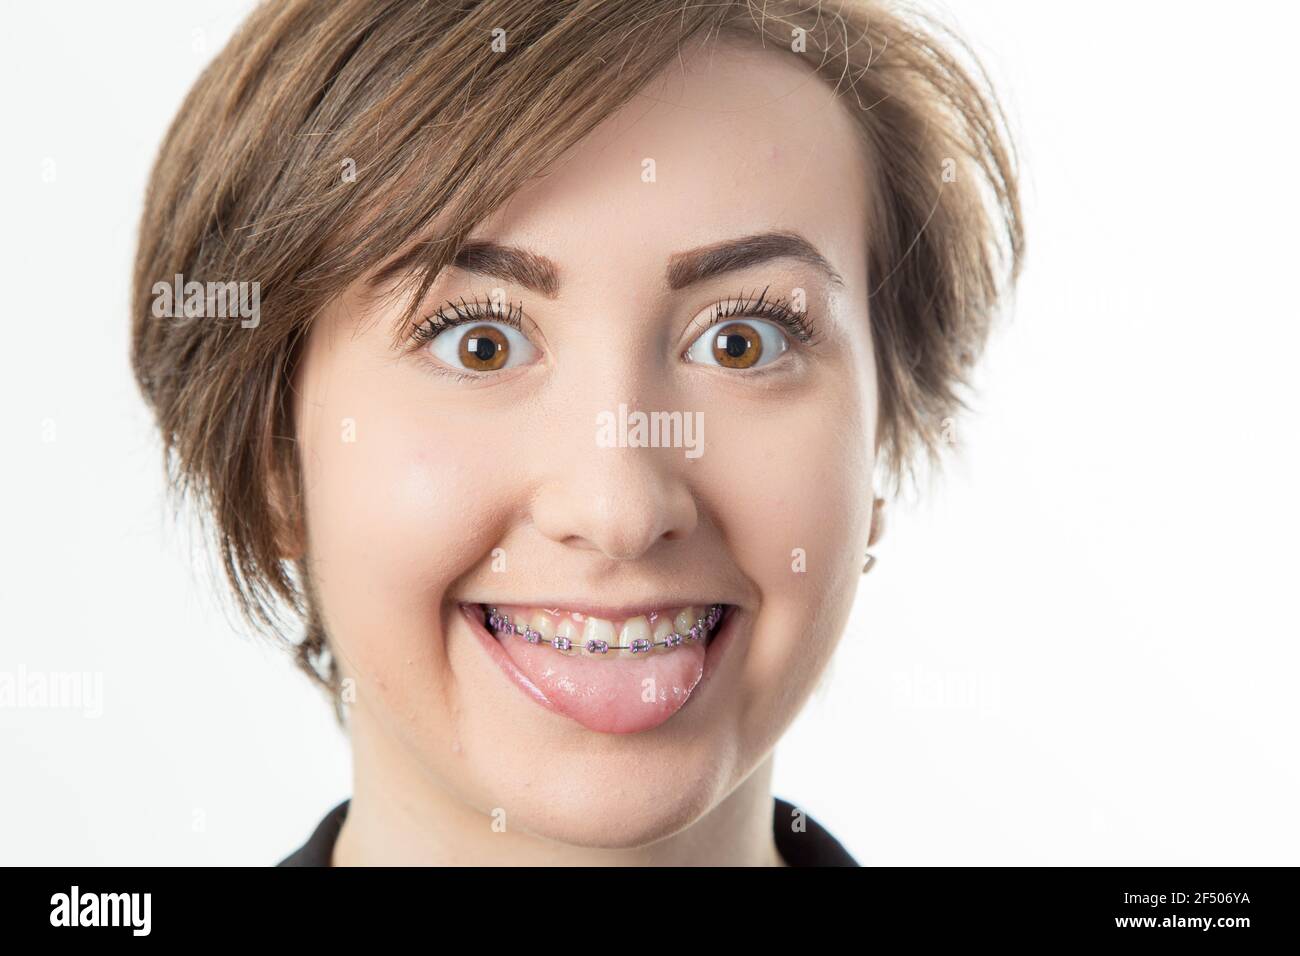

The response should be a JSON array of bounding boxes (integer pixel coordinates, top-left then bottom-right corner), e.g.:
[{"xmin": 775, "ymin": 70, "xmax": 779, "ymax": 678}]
[
  {"xmin": 687, "ymin": 316, "xmax": 790, "ymax": 370},
  {"xmin": 458, "ymin": 324, "xmax": 509, "ymax": 371},
  {"xmin": 422, "ymin": 307, "xmax": 539, "ymax": 376},
  {"xmin": 711, "ymin": 322, "xmax": 763, "ymax": 369}
]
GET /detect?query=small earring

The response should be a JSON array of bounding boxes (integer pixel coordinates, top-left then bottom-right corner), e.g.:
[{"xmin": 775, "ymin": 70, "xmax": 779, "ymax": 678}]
[{"xmin": 864, "ymin": 495, "xmax": 884, "ymax": 575}]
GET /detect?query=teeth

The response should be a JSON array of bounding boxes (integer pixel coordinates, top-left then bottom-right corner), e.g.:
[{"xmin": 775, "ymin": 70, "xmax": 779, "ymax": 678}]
[
  {"xmin": 651, "ymin": 615, "xmax": 676, "ymax": 655},
  {"xmin": 553, "ymin": 616, "xmax": 579, "ymax": 655},
  {"xmin": 529, "ymin": 610, "xmax": 557, "ymax": 649},
  {"xmin": 484, "ymin": 603, "xmax": 725, "ymax": 657},
  {"xmin": 675, "ymin": 607, "xmax": 700, "ymax": 643},
  {"xmin": 581, "ymin": 616, "xmax": 616, "ymax": 657},
  {"xmin": 618, "ymin": 615, "xmax": 652, "ymax": 659}
]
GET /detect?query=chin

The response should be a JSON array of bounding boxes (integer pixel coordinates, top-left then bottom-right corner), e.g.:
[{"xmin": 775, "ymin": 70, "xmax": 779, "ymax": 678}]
[{"xmin": 477, "ymin": 762, "xmax": 727, "ymax": 851}]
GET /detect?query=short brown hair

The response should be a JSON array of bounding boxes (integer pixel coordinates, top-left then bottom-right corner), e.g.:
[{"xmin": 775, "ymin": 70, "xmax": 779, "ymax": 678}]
[{"xmin": 130, "ymin": 0, "xmax": 1024, "ymax": 725}]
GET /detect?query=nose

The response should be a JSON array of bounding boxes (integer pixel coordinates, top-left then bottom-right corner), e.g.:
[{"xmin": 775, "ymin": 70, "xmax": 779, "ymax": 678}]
[{"xmin": 529, "ymin": 422, "xmax": 700, "ymax": 561}]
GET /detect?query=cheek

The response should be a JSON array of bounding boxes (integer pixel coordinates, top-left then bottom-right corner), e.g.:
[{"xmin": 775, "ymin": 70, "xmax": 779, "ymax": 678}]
[
  {"xmin": 701, "ymin": 369, "xmax": 875, "ymax": 720},
  {"xmin": 295, "ymin": 358, "xmax": 499, "ymax": 687},
  {"xmin": 718, "ymin": 364, "xmax": 875, "ymax": 591}
]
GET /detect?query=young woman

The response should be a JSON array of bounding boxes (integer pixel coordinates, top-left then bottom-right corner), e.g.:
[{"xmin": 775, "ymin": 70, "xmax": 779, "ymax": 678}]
[{"xmin": 131, "ymin": 0, "xmax": 1023, "ymax": 865}]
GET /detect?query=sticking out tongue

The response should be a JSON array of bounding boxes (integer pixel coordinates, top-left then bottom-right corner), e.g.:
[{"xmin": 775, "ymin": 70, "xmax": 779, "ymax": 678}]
[{"xmin": 493, "ymin": 629, "xmax": 707, "ymax": 734}]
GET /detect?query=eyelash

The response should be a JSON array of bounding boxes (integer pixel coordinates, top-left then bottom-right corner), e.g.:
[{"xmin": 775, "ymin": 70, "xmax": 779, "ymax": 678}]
[
  {"xmin": 408, "ymin": 285, "xmax": 820, "ymax": 377},
  {"xmin": 691, "ymin": 285, "xmax": 821, "ymax": 347},
  {"xmin": 410, "ymin": 295, "xmax": 526, "ymax": 343},
  {"xmin": 407, "ymin": 297, "xmax": 525, "ymax": 382}
]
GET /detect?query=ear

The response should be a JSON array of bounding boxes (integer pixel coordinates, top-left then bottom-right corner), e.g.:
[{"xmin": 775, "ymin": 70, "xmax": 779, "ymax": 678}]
[{"xmin": 868, "ymin": 496, "xmax": 886, "ymax": 548}]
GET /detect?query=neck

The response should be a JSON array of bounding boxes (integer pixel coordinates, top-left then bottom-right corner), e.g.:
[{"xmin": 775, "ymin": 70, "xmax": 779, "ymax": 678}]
[{"xmin": 332, "ymin": 709, "xmax": 786, "ymax": 866}]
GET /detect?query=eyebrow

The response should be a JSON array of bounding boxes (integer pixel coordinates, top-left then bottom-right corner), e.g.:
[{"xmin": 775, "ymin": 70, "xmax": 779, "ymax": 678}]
[
  {"xmin": 371, "ymin": 230, "xmax": 843, "ymax": 297},
  {"xmin": 665, "ymin": 231, "xmax": 845, "ymax": 291}
]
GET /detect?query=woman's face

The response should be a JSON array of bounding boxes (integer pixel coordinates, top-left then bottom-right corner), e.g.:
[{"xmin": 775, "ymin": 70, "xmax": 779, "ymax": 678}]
[{"xmin": 294, "ymin": 38, "xmax": 877, "ymax": 848}]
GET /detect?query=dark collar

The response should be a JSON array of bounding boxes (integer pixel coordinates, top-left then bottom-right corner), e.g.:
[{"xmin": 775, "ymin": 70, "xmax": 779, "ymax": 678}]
[{"xmin": 279, "ymin": 796, "xmax": 858, "ymax": 866}]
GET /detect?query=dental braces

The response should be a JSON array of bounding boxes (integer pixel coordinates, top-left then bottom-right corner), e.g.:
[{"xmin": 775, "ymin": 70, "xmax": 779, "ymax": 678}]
[{"xmin": 487, "ymin": 604, "xmax": 725, "ymax": 654}]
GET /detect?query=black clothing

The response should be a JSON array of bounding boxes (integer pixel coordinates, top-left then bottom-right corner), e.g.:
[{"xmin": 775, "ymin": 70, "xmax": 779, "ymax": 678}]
[{"xmin": 278, "ymin": 795, "xmax": 858, "ymax": 866}]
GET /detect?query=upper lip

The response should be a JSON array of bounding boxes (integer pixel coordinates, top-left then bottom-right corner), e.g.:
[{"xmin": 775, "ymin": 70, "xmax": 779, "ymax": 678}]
[{"xmin": 466, "ymin": 600, "xmax": 733, "ymax": 621}]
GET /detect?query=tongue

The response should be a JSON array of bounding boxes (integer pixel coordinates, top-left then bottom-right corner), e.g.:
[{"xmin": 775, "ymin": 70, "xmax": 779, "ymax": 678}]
[{"xmin": 494, "ymin": 633, "xmax": 706, "ymax": 734}]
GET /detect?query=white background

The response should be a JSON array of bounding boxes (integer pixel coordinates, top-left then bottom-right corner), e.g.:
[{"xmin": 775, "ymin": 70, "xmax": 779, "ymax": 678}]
[{"xmin": 2, "ymin": 1, "xmax": 1297, "ymax": 865}]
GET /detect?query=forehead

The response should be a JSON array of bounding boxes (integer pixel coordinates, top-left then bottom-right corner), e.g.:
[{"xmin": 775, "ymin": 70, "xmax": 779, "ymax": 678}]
[{"xmin": 464, "ymin": 38, "xmax": 872, "ymax": 292}]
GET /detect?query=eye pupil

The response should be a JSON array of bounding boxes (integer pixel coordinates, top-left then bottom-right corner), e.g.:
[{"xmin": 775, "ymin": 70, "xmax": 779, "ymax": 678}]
[{"xmin": 468, "ymin": 336, "xmax": 496, "ymax": 361}]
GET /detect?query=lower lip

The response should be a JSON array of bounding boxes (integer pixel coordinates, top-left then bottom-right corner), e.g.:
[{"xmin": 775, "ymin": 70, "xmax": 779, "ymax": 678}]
[{"xmin": 459, "ymin": 603, "xmax": 739, "ymax": 734}]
